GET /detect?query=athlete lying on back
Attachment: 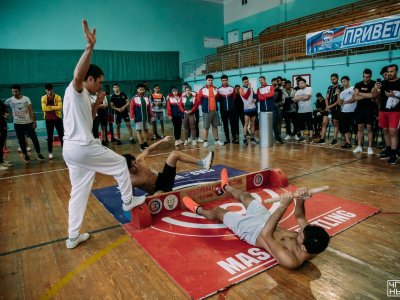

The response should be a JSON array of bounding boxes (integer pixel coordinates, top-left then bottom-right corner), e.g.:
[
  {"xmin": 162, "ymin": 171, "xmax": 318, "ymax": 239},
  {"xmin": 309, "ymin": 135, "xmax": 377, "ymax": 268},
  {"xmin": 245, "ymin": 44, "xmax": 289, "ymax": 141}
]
[
  {"xmin": 183, "ymin": 168, "xmax": 330, "ymax": 269},
  {"xmin": 123, "ymin": 136, "xmax": 214, "ymax": 195}
]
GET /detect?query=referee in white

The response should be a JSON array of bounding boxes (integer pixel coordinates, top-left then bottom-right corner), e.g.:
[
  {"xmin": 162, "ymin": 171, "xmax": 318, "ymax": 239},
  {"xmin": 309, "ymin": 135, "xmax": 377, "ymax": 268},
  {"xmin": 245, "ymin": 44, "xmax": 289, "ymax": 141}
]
[{"xmin": 63, "ymin": 20, "xmax": 145, "ymax": 249}]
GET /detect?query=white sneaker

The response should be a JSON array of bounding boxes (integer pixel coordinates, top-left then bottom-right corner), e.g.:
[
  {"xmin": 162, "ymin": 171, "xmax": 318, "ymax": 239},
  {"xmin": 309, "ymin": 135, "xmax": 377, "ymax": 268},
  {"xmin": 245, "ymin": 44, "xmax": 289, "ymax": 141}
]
[
  {"xmin": 202, "ymin": 151, "xmax": 214, "ymax": 170},
  {"xmin": 197, "ymin": 138, "xmax": 204, "ymax": 143},
  {"xmin": 353, "ymin": 146, "xmax": 363, "ymax": 153},
  {"xmin": 66, "ymin": 233, "xmax": 90, "ymax": 249},
  {"xmin": 203, "ymin": 141, "xmax": 208, "ymax": 148},
  {"xmin": 215, "ymin": 140, "xmax": 224, "ymax": 146},
  {"xmin": 18, "ymin": 147, "xmax": 31, "ymax": 152},
  {"xmin": 175, "ymin": 140, "xmax": 183, "ymax": 146},
  {"xmin": 284, "ymin": 135, "xmax": 291, "ymax": 141},
  {"xmin": 192, "ymin": 140, "xmax": 197, "ymax": 146},
  {"xmin": 294, "ymin": 135, "xmax": 300, "ymax": 141},
  {"xmin": 49, "ymin": 153, "xmax": 54, "ymax": 159},
  {"xmin": 122, "ymin": 195, "xmax": 146, "ymax": 211},
  {"xmin": 0, "ymin": 165, "xmax": 8, "ymax": 171},
  {"xmin": 184, "ymin": 140, "xmax": 188, "ymax": 146},
  {"xmin": 367, "ymin": 147, "xmax": 374, "ymax": 155}
]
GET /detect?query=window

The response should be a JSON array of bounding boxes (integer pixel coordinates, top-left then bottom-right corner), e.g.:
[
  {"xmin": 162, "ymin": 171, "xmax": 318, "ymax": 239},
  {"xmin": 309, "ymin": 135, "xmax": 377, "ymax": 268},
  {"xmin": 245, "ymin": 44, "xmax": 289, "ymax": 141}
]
[{"xmin": 242, "ymin": 0, "xmax": 248, "ymax": 5}]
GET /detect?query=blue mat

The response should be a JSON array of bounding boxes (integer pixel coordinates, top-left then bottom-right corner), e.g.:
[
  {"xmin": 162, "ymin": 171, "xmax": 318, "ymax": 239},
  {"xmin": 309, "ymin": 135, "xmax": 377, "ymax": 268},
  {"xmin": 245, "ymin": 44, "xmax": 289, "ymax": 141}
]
[{"xmin": 92, "ymin": 164, "xmax": 245, "ymax": 224}]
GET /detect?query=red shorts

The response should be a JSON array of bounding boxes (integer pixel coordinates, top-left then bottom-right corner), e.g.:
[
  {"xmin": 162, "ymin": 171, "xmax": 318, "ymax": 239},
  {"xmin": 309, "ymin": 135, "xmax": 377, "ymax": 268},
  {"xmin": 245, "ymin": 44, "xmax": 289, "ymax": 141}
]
[{"xmin": 379, "ymin": 111, "xmax": 400, "ymax": 129}]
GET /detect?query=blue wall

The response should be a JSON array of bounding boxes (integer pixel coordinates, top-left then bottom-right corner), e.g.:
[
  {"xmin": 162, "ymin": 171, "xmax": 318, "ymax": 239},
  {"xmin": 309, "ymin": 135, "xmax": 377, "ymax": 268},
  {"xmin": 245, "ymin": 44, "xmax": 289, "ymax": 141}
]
[
  {"xmin": 0, "ymin": 0, "xmax": 224, "ymax": 69},
  {"xmin": 224, "ymin": 0, "xmax": 359, "ymax": 42},
  {"xmin": 183, "ymin": 49, "xmax": 400, "ymax": 107}
]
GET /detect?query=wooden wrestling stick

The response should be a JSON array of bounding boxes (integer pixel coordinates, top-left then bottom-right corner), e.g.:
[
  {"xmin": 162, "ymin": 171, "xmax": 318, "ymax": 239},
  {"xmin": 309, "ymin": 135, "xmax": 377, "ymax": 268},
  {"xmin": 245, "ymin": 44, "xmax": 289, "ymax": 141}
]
[{"xmin": 263, "ymin": 186, "xmax": 330, "ymax": 204}]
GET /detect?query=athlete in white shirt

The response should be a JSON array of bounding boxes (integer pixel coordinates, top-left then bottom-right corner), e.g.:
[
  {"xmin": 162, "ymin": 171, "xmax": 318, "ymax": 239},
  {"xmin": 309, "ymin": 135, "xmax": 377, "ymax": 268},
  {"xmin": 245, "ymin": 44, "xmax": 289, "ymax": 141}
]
[
  {"xmin": 337, "ymin": 76, "xmax": 356, "ymax": 149},
  {"xmin": 62, "ymin": 20, "xmax": 145, "ymax": 249},
  {"xmin": 293, "ymin": 79, "xmax": 313, "ymax": 142}
]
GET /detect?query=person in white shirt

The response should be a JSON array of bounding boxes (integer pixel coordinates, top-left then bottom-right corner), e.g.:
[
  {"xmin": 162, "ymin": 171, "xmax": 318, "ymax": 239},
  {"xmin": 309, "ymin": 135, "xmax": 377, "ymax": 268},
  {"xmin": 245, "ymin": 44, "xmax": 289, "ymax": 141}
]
[
  {"xmin": 6, "ymin": 85, "xmax": 45, "ymax": 162},
  {"xmin": 293, "ymin": 78, "xmax": 313, "ymax": 143},
  {"xmin": 62, "ymin": 20, "xmax": 145, "ymax": 249},
  {"xmin": 338, "ymin": 76, "xmax": 356, "ymax": 149}
]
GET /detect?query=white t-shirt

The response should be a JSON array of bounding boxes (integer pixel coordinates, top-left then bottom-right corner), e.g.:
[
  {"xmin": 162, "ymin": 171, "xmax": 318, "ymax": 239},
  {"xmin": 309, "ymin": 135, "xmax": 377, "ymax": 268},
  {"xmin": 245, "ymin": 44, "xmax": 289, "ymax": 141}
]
[
  {"xmin": 295, "ymin": 87, "xmax": 313, "ymax": 113},
  {"xmin": 63, "ymin": 83, "xmax": 95, "ymax": 145},
  {"xmin": 5, "ymin": 96, "xmax": 33, "ymax": 124},
  {"xmin": 340, "ymin": 86, "xmax": 356, "ymax": 113}
]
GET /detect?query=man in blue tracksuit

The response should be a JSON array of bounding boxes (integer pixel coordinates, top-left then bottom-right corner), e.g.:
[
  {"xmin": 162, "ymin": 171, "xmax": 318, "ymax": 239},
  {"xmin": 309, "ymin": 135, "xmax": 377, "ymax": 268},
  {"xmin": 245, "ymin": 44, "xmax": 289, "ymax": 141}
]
[{"xmin": 218, "ymin": 75, "xmax": 239, "ymax": 144}]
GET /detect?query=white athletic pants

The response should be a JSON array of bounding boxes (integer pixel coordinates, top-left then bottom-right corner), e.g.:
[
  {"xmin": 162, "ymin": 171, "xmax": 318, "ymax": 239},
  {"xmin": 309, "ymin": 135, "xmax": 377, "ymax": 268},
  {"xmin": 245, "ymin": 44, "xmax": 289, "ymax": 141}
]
[{"xmin": 63, "ymin": 140, "xmax": 133, "ymax": 239}]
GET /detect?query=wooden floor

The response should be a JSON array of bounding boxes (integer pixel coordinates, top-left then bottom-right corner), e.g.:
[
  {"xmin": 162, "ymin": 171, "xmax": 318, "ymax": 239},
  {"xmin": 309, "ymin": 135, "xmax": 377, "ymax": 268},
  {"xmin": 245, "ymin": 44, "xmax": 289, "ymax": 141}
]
[{"xmin": 1, "ymin": 126, "xmax": 399, "ymax": 300}]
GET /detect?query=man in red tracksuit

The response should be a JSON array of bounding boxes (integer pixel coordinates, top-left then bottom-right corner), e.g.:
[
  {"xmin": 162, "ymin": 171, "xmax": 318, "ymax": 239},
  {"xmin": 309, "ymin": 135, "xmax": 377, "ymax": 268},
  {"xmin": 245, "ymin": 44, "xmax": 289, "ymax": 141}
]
[{"xmin": 196, "ymin": 74, "xmax": 224, "ymax": 148}]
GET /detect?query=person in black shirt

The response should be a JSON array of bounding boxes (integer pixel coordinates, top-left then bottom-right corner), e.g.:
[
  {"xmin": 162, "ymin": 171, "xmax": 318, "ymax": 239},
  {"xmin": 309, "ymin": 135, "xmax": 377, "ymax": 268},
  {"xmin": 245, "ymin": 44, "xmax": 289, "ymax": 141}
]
[
  {"xmin": 352, "ymin": 69, "xmax": 376, "ymax": 155},
  {"xmin": 234, "ymin": 84, "xmax": 245, "ymax": 133},
  {"xmin": 323, "ymin": 73, "xmax": 343, "ymax": 145},
  {"xmin": 313, "ymin": 93, "xmax": 326, "ymax": 138},
  {"xmin": 272, "ymin": 78, "xmax": 284, "ymax": 142},
  {"xmin": 102, "ymin": 85, "xmax": 118, "ymax": 144},
  {"xmin": 110, "ymin": 83, "xmax": 135, "ymax": 144},
  {"xmin": 373, "ymin": 64, "xmax": 400, "ymax": 165},
  {"xmin": 282, "ymin": 81, "xmax": 298, "ymax": 141}
]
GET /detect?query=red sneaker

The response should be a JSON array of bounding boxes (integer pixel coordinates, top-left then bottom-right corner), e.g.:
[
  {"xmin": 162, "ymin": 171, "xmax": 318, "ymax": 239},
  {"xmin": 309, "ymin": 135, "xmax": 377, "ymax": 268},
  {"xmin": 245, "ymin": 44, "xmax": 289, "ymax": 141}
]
[
  {"xmin": 221, "ymin": 168, "xmax": 229, "ymax": 192},
  {"xmin": 183, "ymin": 196, "xmax": 200, "ymax": 214}
]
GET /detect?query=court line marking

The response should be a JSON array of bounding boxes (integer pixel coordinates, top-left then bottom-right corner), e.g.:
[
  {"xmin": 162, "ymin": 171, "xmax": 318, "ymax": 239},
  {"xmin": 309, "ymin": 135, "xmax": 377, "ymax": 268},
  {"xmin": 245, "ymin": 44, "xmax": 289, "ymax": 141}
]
[
  {"xmin": 38, "ymin": 235, "xmax": 130, "ymax": 300},
  {"xmin": 0, "ymin": 225, "xmax": 121, "ymax": 257},
  {"xmin": 0, "ymin": 168, "xmax": 68, "ymax": 180},
  {"xmin": 286, "ymin": 140, "xmax": 381, "ymax": 156},
  {"xmin": 288, "ymin": 156, "xmax": 367, "ymax": 180},
  {"xmin": 326, "ymin": 246, "xmax": 395, "ymax": 278}
]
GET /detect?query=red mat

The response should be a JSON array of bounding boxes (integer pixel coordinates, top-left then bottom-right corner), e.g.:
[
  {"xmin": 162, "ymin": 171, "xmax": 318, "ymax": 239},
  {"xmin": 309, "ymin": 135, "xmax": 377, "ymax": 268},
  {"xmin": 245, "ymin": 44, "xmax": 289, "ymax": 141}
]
[{"xmin": 123, "ymin": 175, "xmax": 379, "ymax": 299}]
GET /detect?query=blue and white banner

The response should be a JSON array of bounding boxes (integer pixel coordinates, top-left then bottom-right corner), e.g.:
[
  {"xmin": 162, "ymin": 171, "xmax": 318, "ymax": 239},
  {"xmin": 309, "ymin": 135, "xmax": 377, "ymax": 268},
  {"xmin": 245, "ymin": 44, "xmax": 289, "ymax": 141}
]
[{"xmin": 306, "ymin": 15, "xmax": 400, "ymax": 55}]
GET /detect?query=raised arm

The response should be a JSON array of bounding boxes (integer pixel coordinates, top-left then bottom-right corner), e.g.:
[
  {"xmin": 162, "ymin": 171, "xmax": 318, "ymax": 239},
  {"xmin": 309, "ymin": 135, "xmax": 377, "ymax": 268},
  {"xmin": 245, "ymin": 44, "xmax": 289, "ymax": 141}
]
[
  {"xmin": 371, "ymin": 82, "xmax": 381, "ymax": 99},
  {"xmin": 258, "ymin": 192, "xmax": 300, "ymax": 269},
  {"xmin": 72, "ymin": 20, "xmax": 96, "ymax": 93},
  {"xmin": 294, "ymin": 187, "xmax": 310, "ymax": 228}
]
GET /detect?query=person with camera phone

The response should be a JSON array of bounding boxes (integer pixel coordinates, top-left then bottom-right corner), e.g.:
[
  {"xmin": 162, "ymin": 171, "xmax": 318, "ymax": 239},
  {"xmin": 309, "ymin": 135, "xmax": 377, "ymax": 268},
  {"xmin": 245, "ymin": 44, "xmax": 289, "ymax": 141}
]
[{"xmin": 372, "ymin": 64, "xmax": 400, "ymax": 165}]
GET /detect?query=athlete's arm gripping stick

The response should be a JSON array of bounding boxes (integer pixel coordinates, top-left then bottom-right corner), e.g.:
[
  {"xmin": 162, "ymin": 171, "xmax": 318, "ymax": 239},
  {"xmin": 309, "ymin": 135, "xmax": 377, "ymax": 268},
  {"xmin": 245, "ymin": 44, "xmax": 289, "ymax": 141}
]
[{"xmin": 263, "ymin": 186, "xmax": 330, "ymax": 204}]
